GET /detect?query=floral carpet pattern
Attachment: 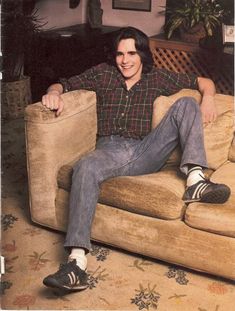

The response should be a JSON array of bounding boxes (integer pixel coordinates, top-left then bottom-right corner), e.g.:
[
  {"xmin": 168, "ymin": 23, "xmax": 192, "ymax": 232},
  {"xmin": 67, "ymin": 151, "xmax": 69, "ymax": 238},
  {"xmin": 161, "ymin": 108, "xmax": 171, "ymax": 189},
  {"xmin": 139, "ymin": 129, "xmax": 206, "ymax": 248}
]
[{"xmin": 1, "ymin": 118, "xmax": 235, "ymax": 310}]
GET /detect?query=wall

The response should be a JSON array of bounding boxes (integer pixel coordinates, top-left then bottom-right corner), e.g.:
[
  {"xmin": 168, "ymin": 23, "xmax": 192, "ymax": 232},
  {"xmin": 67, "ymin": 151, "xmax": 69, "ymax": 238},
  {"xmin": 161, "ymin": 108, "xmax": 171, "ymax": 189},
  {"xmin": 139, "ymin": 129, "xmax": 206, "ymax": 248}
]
[
  {"xmin": 36, "ymin": 0, "xmax": 87, "ymax": 30},
  {"xmin": 36, "ymin": 0, "xmax": 166, "ymax": 36},
  {"xmin": 101, "ymin": 0, "xmax": 166, "ymax": 36}
]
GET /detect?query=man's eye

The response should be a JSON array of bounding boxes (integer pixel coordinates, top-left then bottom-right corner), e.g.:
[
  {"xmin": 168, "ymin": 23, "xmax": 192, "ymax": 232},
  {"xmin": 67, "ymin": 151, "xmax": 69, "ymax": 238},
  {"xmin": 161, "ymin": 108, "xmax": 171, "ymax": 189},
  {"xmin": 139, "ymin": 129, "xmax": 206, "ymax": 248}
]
[
  {"xmin": 116, "ymin": 52, "xmax": 123, "ymax": 56},
  {"xmin": 129, "ymin": 51, "xmax": 137, "ymax": 56}
]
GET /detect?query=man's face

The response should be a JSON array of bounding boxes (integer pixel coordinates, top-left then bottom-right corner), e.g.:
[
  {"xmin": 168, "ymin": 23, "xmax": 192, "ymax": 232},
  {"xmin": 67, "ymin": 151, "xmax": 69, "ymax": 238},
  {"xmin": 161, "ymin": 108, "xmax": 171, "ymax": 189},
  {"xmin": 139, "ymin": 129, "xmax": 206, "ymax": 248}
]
[{"xmin": 116, "ymin": 38, "xmax": 143, "ymax": 83}]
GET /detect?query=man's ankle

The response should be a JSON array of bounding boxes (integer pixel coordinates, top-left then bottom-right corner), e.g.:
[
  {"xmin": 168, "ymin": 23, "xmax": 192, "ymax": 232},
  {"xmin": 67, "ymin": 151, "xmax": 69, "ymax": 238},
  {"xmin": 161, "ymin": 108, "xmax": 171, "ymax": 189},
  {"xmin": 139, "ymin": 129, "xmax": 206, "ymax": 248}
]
[
  {"xmin": 69, "ymin": 248, "xmax": 87, "ymax": 270},
  {"xmin": 187, "ymin": 166, "xmax": 205, "ymax": 187}
]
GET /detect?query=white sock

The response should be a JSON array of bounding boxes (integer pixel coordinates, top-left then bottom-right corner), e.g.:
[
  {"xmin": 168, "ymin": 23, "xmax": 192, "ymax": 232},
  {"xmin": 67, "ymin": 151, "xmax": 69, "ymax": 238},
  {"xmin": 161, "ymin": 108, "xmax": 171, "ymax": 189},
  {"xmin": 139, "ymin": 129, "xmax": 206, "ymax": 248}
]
[
  {"xmin": 69, "ymin": 248, "xmax": 87, "ymax": 271},
  {"xmin": 186, "ymin": 166, "xmax": 205, "ymax": 187}
]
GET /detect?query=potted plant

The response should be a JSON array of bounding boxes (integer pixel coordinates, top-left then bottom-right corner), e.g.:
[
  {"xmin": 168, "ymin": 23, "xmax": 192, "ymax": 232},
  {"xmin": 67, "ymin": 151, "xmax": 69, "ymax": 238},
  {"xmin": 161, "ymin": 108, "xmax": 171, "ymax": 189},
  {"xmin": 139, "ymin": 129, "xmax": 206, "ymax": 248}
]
[
  {"xmin": 161, "ymin": 0, "xmax": 226, "ymax": 43},
  {"xmin": 1, "ymin": 0, "xmax": 45, "ymax": 119}
]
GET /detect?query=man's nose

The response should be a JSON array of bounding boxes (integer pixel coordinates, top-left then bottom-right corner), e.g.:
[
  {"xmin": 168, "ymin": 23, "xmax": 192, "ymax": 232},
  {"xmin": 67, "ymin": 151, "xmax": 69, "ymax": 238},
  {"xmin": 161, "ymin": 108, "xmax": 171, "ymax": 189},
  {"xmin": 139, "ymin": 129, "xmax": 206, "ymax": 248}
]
[{"xmin": 122, "ymin": 53, "xmax": 129, "ymax": 63}]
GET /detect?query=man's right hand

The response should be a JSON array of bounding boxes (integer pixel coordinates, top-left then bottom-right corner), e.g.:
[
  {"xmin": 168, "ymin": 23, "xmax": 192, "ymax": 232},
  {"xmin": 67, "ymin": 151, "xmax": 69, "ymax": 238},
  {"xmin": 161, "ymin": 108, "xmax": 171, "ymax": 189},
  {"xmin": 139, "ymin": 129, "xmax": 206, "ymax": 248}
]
[{"xmin": 42, "ymin": 84, "xmax": 64, "ymax": 117}]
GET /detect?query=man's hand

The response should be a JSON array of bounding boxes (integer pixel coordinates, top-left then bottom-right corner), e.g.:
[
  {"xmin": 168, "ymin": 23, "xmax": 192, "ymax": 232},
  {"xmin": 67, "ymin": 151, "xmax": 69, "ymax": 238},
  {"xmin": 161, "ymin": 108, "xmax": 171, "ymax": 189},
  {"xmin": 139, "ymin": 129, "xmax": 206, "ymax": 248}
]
[
  {"xmin": 200, "ymin": 95, "xmax": 217, "ymax": 124},
  {"xmin": 41, "ymin": 84, "xmax": 64, "ymax": 117},
  {"xmin": 197, "ymin": 77, "xmax": 217, "ymax": 124}
]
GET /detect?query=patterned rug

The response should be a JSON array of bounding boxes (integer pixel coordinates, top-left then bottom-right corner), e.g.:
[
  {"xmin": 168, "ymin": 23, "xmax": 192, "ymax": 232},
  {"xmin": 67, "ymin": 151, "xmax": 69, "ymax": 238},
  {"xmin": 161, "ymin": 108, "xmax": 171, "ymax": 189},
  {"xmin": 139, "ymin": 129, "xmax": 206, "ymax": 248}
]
[{"xmin": 1, "ymin": 117, "xmax": 235, "ymax": 310}]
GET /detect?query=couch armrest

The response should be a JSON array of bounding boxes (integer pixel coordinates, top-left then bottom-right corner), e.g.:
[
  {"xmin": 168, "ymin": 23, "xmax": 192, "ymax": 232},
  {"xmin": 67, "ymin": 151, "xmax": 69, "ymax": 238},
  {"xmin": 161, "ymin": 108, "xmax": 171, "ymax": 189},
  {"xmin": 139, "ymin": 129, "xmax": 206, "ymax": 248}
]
[{"xmin": 25, "ymin": 90, "xmax": 97, "ymax": 229}]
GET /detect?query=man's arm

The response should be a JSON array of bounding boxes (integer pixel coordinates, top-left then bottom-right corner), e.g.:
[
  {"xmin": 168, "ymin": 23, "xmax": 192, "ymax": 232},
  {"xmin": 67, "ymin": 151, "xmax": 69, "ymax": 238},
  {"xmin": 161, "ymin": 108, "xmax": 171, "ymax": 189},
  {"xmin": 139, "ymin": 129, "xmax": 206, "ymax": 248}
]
[
  {"xmin": 42, "ymin": 83, "xmax": 64, "ymax": 117},
  {"xmin": 197, "ymin": 77, "xmax": 217, "ymax": 124},
  {"xmin": 41, "ymin": 64, "xmax": 107, "ymax": 117}
]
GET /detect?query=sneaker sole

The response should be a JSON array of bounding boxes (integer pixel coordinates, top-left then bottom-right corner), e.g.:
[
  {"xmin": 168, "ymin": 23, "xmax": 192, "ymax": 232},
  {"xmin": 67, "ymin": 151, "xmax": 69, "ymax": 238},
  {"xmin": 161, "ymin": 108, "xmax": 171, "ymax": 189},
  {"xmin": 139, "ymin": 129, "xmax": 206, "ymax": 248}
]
[
  {"xmin": 43, "ymin": 278, "xmax": 88, "ymax": 291},
  {"xmin": 200, "ymin": 186, "xmax": 231, "ymax": 204},
  {"xmin": 184, "ymin": 186, "xmax": 230, "ymax": 204},
  {"xmin": 183, "ymin": 198, "xmax": 201, "ymax": 203}
]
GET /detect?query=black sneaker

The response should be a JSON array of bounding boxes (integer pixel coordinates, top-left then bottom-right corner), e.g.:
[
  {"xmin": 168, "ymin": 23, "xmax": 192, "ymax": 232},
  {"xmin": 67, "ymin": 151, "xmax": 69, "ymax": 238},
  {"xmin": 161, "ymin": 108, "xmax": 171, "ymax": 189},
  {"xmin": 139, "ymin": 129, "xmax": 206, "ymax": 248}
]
[
  {"xmin": 43, "ymin": 259, "xmax": 88, "ymax": 291},
  {"xmin": 183, "ymin": 179, "xmax": 230, "ymax": 204}
]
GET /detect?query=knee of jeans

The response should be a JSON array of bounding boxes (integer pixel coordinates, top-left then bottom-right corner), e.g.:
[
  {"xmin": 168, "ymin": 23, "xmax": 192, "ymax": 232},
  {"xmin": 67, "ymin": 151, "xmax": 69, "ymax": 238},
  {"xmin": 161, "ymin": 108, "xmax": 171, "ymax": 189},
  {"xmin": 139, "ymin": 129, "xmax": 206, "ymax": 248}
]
[
  {"xmin": 72, "ymin": 156, "xmax": 102, "ymax": 181},
  {"xmin": 174, "ymin": 96, "xmax": 197, "ymax": 105},
  {"xmin": 174, "ymin": 96, "xmax": 199, "ymax": 113}
]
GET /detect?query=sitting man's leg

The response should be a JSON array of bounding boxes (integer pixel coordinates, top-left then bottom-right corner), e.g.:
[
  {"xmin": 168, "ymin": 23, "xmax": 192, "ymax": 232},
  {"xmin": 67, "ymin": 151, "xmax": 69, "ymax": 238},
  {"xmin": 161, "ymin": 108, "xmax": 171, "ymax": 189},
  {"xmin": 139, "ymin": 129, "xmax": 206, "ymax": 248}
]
[
  {"xmin": 122, "ymin": 96, "xmax": 230, "ymax": 203},
  {"xmin": 43, "ymin": 136, "xmax": 141, "ymax": 291}
]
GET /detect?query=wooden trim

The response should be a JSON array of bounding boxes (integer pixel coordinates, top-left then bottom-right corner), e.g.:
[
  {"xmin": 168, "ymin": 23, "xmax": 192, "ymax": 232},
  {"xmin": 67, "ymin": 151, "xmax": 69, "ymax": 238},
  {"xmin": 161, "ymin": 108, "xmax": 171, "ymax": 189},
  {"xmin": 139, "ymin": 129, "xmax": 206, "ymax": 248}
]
[
  {"xmin": 149, "ymin": 36, "xmax": 234, "ymax": 95},
  {"xmin": 149, "ymin": 37, "xmax": 201, "ymax": 53}
]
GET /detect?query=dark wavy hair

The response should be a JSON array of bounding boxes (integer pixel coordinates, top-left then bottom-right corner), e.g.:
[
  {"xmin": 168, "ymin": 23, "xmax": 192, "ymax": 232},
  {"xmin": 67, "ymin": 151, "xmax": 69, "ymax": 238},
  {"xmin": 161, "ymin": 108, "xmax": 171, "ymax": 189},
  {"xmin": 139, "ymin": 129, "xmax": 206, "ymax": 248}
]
[{"xmin": 108, "ymin": 27, "xmax": 154, "ymax": 74}]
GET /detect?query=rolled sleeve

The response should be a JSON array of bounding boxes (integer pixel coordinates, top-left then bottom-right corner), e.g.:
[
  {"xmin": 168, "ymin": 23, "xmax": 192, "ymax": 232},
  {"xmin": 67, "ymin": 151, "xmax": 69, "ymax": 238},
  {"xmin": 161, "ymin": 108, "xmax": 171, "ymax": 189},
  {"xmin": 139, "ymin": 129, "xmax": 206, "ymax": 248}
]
[
  {"xmin": 157, "ymin": 69, "xmax": 199, "ymax": 96},
  {"xmin": 59, "ymin": 78, "xmax": 72, "ymax": 93},
  {"xmin": 168, "ymin": 71, "xmax": 199, "ymax": 92},
  {"xmin": 58, "ymin": 63, "xmax": 107, "ymax": 93}
]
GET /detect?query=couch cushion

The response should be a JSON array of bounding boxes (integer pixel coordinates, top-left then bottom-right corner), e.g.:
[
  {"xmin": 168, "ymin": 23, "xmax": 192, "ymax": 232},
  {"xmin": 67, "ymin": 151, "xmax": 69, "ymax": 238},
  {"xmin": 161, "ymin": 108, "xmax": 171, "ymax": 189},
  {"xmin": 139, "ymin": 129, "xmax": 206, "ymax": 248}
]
[
  {"xmin": 152, "ymin": 89, "xmax": 234, "ymax": 170},
  {"xmin": 57, "ymin": 165, "xmax": 186, "ymax": 220},
  {"xmin": 185, "ymin": 162, "xmax": 235, "ymax": 238}
]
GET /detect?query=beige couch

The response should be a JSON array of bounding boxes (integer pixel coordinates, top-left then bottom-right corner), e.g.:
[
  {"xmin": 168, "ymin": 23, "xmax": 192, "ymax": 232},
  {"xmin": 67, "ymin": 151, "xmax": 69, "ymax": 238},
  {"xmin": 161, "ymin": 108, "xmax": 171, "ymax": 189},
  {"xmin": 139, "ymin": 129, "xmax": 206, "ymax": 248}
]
[{"xmin": 25, "ymin": 89, "xmax": 235, "ymax": 281}]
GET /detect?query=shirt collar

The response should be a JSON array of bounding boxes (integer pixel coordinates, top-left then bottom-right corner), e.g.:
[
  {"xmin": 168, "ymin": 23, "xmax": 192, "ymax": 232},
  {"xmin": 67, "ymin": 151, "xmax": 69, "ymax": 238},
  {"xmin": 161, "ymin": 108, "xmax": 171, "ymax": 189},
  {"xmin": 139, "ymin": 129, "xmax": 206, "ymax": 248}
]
[{"xmin": 114, "ymin": 66, "xmax": 148, "ymax": 90}]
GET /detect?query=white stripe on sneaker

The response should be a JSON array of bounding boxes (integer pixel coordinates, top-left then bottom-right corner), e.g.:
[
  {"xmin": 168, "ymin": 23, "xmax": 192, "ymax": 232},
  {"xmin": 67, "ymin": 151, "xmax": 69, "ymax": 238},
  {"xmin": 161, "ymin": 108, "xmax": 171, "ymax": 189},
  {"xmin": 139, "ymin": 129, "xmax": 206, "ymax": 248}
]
[
  {"xmin": 195, "ymin": 183, "xmax": 207, "ymax": 198},
  {"xmin": 192, "ymin": 182, "xmax": 209, "ymax": 200},
  {"xmin": 192, "ymin": 183, "xmax": 203, "ymax": 200},
  {"xmin": 72, "ymin": 271, "xmax": 77, "ymax": 284},
  {"xmin": 68, "ymin": 273, "xmax": 73, "ymax": 285},
  {"xmin": 198, "ymin": 183, "xmax": 209, "ymax": 197},
  {"xmin": 68, "ymin": 271, "xmax": 77, "ymax": 285}
]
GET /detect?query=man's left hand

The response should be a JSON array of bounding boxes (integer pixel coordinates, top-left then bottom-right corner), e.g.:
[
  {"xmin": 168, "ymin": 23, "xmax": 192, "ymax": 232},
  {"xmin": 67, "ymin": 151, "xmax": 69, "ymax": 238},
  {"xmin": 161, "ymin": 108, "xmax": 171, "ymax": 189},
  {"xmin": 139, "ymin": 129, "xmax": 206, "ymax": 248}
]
[{"xmin": 200, "ymin": 95, "xmax": 217, "ymax": 124}]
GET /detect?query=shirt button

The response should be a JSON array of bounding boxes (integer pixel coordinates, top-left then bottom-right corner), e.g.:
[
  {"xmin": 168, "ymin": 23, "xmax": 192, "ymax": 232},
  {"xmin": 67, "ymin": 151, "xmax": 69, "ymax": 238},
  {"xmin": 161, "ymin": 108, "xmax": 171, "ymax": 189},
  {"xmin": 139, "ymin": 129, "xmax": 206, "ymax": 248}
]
[
  {"xmin": 121, "ymin": 113, "xmax": 125, "ymax": 117},
  {"xmin": 126, "ymin": 95, "xmax": 128, "ymax": 99},
  {"xmin": 119, "ymin": 127, "xmax": 122, "ymax": 130}
]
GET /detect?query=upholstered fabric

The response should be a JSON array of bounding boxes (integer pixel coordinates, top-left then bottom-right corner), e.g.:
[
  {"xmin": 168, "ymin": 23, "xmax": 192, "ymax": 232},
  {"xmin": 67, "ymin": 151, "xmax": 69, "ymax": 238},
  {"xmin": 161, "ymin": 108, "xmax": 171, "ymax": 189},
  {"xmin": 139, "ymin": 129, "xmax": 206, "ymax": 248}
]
[
  {"xmin": 25, "ymin": 90, "xmax": 97, "ymax": 228},
  {"xmin": 25, "ymin": 89, "xmax": 235, "ymax": 280},
  {"xmin": 152, "ymin": 90, "xmax": 234, "ymax": 170},
  {"xmin": 185, "ymin": 202, "xmax": 235, "ymax": 238},
  {"xmin": 25, "ymin": 90, "xmax": 97, "ymax": 122},
  {"xmin": 99, "ymin": 170, "xmax": 185, "ymax": 220},
  {"xmin": 54, "ymin": 189, "xmax": 235, "ymax": 280},
  {"xmin": 57, "ymin": 166, "xmax": 186, "ymax": 220}
]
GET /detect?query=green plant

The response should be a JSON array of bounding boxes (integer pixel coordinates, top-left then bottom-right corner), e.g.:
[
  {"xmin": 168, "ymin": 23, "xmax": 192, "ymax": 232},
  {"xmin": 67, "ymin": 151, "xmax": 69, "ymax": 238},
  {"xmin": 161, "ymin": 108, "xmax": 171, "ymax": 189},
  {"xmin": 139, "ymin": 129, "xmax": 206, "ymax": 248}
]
[
  {"xmin": 2, "ymin": 0, "xmax": 46, "ymax": 82},
  {"xmin": 161, "ymin": 0, "xmax": 226, "ymax": 39}
]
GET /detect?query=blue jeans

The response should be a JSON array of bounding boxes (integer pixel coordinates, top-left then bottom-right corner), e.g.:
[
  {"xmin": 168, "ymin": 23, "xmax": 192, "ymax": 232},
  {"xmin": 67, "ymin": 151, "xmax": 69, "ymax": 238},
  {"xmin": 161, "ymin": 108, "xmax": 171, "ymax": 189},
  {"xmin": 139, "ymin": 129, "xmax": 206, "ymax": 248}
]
[{"xmin": 64, "ymin": 97, "xmax": 208, "ymax": 251}]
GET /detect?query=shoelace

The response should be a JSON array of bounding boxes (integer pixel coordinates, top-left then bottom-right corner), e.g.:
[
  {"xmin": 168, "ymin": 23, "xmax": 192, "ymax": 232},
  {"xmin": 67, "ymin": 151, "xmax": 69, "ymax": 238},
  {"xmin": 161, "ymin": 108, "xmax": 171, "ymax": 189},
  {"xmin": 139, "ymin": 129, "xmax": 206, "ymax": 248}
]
[
  {"xmin": 54, "ymin": 260, "xmax": 77, "ymax": 277},
  {"xmin": 199, "ymin": 175, "xmax": 217, "ymax": 186}
]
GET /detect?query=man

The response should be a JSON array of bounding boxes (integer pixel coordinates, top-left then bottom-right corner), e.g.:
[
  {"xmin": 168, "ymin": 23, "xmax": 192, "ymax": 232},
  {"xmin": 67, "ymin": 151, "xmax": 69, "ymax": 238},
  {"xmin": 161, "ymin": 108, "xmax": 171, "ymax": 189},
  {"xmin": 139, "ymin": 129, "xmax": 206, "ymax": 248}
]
[{"xmin": 42, "ymin": 27, "xmax": 230, "ymax": 292}]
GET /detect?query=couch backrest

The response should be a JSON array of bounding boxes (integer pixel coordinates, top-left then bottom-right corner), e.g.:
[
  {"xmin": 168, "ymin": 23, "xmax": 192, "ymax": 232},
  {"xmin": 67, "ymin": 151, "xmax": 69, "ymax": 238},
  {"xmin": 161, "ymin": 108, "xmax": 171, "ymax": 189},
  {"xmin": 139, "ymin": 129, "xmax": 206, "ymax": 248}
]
[{"xmin": 152, "ymin": 89, "xmax": 234, "ymax": 170}]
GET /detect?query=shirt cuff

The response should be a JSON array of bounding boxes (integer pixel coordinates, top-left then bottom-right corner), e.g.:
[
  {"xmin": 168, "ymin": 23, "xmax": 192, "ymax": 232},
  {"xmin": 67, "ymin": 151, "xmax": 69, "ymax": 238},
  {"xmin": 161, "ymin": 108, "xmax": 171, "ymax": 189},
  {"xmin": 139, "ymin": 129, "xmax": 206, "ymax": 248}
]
[
  {"xmin": 193, "ymin": 76, "xmax": 199, "ymax": 90},
  {"xmin": 58, "ymin": 78, "xmax": 71, "ymax": 93}
]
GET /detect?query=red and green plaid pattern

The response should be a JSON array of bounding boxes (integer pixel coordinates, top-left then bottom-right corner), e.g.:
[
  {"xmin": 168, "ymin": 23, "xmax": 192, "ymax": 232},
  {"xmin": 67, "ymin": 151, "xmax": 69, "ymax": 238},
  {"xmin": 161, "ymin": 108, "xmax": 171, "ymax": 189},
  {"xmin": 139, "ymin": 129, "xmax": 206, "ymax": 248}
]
[{"xmin": 60, "ymin": 63, "xmax": 198, "ymax": 139}]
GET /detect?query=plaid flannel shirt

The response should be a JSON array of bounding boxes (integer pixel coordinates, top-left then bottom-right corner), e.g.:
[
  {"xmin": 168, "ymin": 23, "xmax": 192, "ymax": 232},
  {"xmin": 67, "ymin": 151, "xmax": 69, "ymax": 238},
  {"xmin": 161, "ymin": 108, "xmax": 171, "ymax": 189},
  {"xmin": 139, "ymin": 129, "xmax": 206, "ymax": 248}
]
[{"xmin": 60, "ymin": 63, "xmax": 198, "ymax": 139}]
